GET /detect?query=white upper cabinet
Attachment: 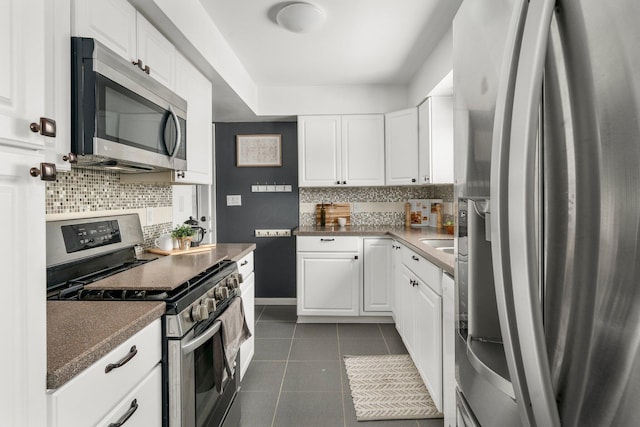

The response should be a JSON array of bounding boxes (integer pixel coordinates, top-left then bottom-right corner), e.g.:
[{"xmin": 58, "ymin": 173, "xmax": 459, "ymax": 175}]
[
  {"xmin": 44, "ymin": 0, "xmax": 72, "ymax": 171},
  {"xmin": 418, "ymin": 97, "xmax": 454, "ymax": 184},
  {"xmin": 385, "ymin": 108, "xmax": 419, "ymax": 185},
  {"xmin": 136, "ymin": 13, "xmax": 175, "ymax": 89},
  {"xmin": 174, "ymin": 52, "xmax": 212, "ymax": 185},
  {"xmin": 71, "ymin": 0, "xmax": 137, "ymax": 62},
  {"xmin": 72, "ymin": 0, "xmax": 175, "ymax": 89},
  {"xmin": 341, "ymin": 115, "xmax": 385, "ymax": 186},
  {"xmin": 0, "ymin": 0, "xmax": 47, "ymax": 150},
  {"xmin": 298, "ymin": 115, "xmax": 385, "ymax": 187}
]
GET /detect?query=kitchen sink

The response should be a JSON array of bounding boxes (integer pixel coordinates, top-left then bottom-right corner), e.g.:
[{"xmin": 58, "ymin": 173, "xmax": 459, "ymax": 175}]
[{"xmin": 419, "ymin": 239, "xmax": 454, "ymax": 255}]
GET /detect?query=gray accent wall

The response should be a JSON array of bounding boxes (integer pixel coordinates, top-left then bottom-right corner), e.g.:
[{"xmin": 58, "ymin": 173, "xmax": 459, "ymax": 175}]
[{"xmin": 215, "ymin": 122, "xmax": 298, "ymax": 298}]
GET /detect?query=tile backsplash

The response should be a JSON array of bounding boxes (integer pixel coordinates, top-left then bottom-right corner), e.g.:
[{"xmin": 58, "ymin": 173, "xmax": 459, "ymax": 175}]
[
  {"xmin": 299, "ymin": 185, "xmax": 454, "ymax": 226},
  {"xmin": 45, "ymin": 168, "xmax": 173, "ymax": 248}
]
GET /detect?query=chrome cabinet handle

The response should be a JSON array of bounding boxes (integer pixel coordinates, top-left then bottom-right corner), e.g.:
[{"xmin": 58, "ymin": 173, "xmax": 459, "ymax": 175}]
[
  {"xmin": 320, "ymin": 238, "xmax": 335, "ymax": 242},
  {"xmin": 29, "ymin": 162, "xmax": 56, "ymax": 181},
  {"xmin": 240, "ymin": 260, "xmax": 248, "ymax": 266},
  {"xmin": 108, "ymin": 399, "xmax": 138, "ymax": 427},
  {"xmin": 176, "ymin": 171, "xmax": 185, "ymax": 179},
  {"xmin": 132, "ymin": 59, "xmax": 144, "ymax": 70},
  {"xmin": 105, "ymin": 346, "xmax": 137, "ymax": 373},
  {"xmin": 411, "ymin": 255, "xmax": 419, "ymax": 261},
  {"xmin": 30, "ymin": 117, "xmax": 56, "ymax": 137}
]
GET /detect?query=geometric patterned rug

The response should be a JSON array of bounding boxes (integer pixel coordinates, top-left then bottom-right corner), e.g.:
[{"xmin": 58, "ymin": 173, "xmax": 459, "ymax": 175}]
[{"xmin": 343, "ymin": 354, "xmax": 443, "ymax": 421}]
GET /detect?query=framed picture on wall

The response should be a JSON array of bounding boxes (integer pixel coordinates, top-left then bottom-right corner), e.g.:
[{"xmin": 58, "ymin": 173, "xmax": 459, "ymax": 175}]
[{"xmin": 236, "ymin": 134, "xmax": 282, "ymax": 167}]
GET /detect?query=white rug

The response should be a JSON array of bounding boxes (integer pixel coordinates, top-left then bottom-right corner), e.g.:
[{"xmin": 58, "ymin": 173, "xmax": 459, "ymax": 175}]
[{"xmin": 343, "ymin": 354, "xmax": 443, "ymax": 421}]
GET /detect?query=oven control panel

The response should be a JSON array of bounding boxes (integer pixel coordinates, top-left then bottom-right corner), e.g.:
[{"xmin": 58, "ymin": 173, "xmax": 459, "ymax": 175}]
[{"xmin": 61, "ymin": 220, "xmax": 122, "ymax": 253}]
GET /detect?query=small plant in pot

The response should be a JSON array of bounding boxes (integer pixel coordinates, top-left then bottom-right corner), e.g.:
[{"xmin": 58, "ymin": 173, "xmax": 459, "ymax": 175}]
[{"xmin": 171, "ymin": 224, "xmax": 196, "ymax": 250}]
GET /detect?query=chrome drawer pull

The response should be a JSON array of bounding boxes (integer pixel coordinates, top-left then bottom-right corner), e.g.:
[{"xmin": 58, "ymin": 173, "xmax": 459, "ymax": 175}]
[
  {"xmin": 411, "ymin": 255, "xmax": 419, "ymax": 261},
  {"xmin": 108, "ymin": 399, "xmax": 138, "ymax": 427},
  {"xmin": 240, "ymin": 260, "xmax": 248, "ymax": 266},
  {"xmin": 320, "ymin": 238, "xmax": 335, "ymax": 242},
  {"xmin": 105, "ymin": 346, "xmax": 138, "ymax": 373}
]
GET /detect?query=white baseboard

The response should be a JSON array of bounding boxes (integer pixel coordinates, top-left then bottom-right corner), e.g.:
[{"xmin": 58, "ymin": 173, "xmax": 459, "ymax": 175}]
[{"xmin": 255, "ymin": 298, "xmax": 297, "ymax": 306}]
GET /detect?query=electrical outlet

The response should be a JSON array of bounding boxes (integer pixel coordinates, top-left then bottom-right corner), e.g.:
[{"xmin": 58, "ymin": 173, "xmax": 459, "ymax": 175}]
[
  {"xmin": 146, "ymin": 208, "xmax": 154, "ymax": 225},
  {"xmin": 226, "ymin": 195, "xmax": 242, "ymax": 206}
]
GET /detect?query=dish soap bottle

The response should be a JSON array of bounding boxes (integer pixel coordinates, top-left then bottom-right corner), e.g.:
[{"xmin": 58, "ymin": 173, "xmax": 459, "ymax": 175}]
[{"xmin": 320, "ymin": 202, "xmax": 326, "ymax": 226}]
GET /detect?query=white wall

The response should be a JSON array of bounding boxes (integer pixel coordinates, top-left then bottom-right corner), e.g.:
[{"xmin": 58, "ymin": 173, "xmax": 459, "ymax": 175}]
[
  {"xmin": 258, "ymin": 84, "xmax": 409, "ymax": 115},
  {"xmin": 408, "ymin": 27, "xmax": 454, "ymax": 106}
]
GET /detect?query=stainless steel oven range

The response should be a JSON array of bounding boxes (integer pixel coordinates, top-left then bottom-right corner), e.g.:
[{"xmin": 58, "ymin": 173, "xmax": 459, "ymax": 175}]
[{"xmin": 46, "ymin": 214, "xmax": 242, "ymax": 427}]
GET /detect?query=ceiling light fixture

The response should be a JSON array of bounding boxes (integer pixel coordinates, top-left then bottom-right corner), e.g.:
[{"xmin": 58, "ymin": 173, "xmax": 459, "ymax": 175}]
[{"xmin": 276, "ymin": 2, "xmax": 325, "ymax": 33}]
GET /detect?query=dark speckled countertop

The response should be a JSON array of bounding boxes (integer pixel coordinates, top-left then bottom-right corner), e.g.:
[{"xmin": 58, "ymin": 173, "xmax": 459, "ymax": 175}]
[
  {"xmin": 47, "ymin": 243, "xmax": 256, "ymax": 389},
  {"xmin": 295, "ymin": 225, "xmax": 455, "ymax": 275},
  {"xmin": 47, "ymin": 301, "xmax": 165, "ymax": 389}
]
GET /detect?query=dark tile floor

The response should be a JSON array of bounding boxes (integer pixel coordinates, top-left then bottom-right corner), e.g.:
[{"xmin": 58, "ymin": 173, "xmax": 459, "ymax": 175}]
[{"xmin": 235, "ymin": 305, "xmax": 444, "ymax": 427}]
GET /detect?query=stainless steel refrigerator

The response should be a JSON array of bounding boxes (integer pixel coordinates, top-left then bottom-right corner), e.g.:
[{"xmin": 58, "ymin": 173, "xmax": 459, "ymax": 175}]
[{"xmin": 453, "ymin": 0, "xmax": 640, "ymax": 426}]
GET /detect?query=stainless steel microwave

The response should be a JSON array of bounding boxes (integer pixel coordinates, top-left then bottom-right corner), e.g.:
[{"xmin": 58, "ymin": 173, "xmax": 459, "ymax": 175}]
[{"xmin": 71, "ymin": 37, "xmax": 187, "ymax": 172}]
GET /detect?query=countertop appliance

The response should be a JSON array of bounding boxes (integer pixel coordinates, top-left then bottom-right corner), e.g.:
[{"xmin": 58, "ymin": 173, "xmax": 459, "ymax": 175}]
[
  {"xmin": 71, "ymin": 37, "xmax": 187, "ymax": 173},
  {"xmin": 454, "ymin": 1, "xmax": 640, "ymax": 426},
  {"xmin": 46, "ymin": 214, "xmax": 242, "ymax": 427}
]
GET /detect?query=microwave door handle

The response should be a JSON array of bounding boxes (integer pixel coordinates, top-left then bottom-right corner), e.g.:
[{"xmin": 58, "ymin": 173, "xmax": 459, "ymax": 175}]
[
  {"xmin": 181, "ymin": 320, "xmax": 221, "ymax": 355},
  {"xmin": 167, "ymin": 104, "xmax": 182, "ymax": 159}
]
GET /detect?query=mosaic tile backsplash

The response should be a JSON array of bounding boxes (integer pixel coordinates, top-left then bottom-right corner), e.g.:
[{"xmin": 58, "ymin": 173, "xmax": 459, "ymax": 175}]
[
  {"xmin": 46, "ymin": 168, "xmax": 173, "ymax": 248},
  {"xmin": 299, "ymin": 185, "xmax": 455, "ymax": 226}
]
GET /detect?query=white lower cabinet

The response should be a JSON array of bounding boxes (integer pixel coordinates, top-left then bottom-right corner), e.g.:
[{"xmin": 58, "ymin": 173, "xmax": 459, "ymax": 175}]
[
  {"xmin": 47, "ymin": 319, "xmax": 162, "ymax": 427},
  {"xmin": 362, "ymin": 238, "xmax": 392, "ymax": 313},
  {"xmin": 97, "ymin": 364, "xmax": 162, "ymax": 427},
  {"xmin": 297, "ymin": 237, "xmax": 360, "ymax": 316},
  {"xmin": 238, "ymin": 251, "xmax": 255, "ymax": 380},
  {"xmin": 395, "ymin": 248, "xmax": 443, "ymax": 412},
  {"xmin": 441, "ymin": 272, "xmax": 456, "ymax": 427}
]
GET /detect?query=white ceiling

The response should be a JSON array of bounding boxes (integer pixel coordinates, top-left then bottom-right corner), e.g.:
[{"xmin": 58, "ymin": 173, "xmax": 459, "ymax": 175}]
[{"xmin": 200, "ymin": 0, "xmax": 460, "ymax": 87}]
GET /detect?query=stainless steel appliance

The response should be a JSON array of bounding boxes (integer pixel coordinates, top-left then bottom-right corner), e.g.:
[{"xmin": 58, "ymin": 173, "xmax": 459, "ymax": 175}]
[
  {"xmin": 46, "ymin": 214, "xmax": 242, "ymax": 427},
  {"xmin": 71, "ymin": 37, "xmax": 187, "ymax": 172},
  {"xmin": 454, "ymin": 1, "xmax": 640, "ymax": 426}
]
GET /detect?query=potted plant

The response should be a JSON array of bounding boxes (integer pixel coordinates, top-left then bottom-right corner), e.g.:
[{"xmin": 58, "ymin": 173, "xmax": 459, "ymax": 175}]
[{"xmin": 171, "ymin": 224, "xmax": 196, "ymax": 250}]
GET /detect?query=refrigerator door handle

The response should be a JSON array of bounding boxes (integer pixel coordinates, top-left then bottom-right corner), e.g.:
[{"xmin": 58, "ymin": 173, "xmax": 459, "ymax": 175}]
[
  {"xmin": 507, "ymin": 0, "xmax": 560, "ymax": 426},
  {"xmin": 488, "ymin": 0, "xmax": 533, "ymax": 425}
]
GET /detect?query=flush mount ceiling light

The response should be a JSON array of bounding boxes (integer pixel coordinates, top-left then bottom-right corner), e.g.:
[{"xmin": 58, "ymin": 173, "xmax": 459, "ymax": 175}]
[{"xmin": 276, "ymin": 2, "xmax": 325, "ymax": 33}]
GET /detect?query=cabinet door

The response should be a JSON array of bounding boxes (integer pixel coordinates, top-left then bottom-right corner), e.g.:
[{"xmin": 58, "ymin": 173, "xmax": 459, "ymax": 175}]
[
  {"xmin": 363, "ymin": 238, "xmax": 392, "ymax": 313},
  {"xmin": 298, "ymin": 116, "xmax": 341, "ymax": 187},
  {"xmin": 416, "ymin": 278, "xmax": 443, "ymax": 411},
  {"xmin": 297, "ymin": 252, "xmax": 359, "ymax": 316},
  {"xmin": 71, "ymin": 0, "xmax": 136, "ymax": 62},
  {"xmin": 419, "ymin": 97, "xmax": 454, "ymax": 184},
  {"xmin": 441, "ymin": 272, "xmax": 456, "ymax": 427},
  {"xmin": 391, "ymin": 242, "xmax": 403, "ymax": 323},
  {"xmin": 0, "ymin": 150, "xmax": 46, "ymax": 427},
  {"xmin": 44, "ymin": 0, "xmax": 72, "ymax": 171},
  {"xmin": 0, "ymin": 0, "xmax": 47, "ymax": 150},
  {"xmin": 96, "ymin": 364, "xmax": 162, "ymax": 427},
  {"xmin": 136, "ymin": 13, "xmax": 176, "ymax": 90},
  {"xmin": 399, "ymin": 266, "xmax": 417, "ymax": 357},
  {"xmin": 385, "ymin": 108, "xmax": 419, "ymax": 185},
  {"xmin": 174, "ymin": 52, "xmax": 212, "ymax": 184},
  {"xmin": 342, "ymin": 115, "xmax": 385, "ymax": 186},
  {"xmin": 240, "ymin": 272, "xmax": 255, "ymax": 380}
]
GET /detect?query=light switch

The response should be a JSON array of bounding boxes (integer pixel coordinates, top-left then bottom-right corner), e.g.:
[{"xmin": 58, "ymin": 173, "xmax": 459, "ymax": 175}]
[{"xmin": 226, "ymin": 195, "xmax": 242, "ymax": 206}]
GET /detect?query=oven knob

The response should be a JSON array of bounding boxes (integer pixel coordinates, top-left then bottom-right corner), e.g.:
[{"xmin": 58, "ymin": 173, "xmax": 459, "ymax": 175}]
[
  {"xmin": 204, "ymin": 297, "xmax": 216, "ymax": 313},
  {"xmin": 226, "ymin": 276, "xmax": 239, "ymax": 289},
  {"xmin": 214, "ymin": 286, "xmax": 229, "ymax": 300},
  {"xmin": 191, "ymin": 304, "xmax": 208, "ymax": 322}
]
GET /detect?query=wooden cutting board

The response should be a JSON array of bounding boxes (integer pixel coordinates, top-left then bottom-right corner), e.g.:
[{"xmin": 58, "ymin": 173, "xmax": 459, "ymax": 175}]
[
  {"xmin": 315, "ymin": 203, "xmax": 351, "ymax": 226},
  {"xmin": 147, "ymin": 243, "xmax": 217, "ymax": 256}
]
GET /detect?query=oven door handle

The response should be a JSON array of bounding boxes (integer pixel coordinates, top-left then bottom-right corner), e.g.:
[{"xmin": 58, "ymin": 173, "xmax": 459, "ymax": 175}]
[{"xmin": 181, "ymin": 320, "xmax": 221, "ymax": 355}]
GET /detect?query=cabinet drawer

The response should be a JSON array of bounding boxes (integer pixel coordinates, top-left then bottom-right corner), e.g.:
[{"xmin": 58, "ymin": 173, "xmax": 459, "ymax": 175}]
[
  {"xmin": 97, "ymin": 364, "xmax": 162, "ymax": 427},
  {"xmin": 297, "ymin": 236, "xmax": 359, "ymax": 252},
  {"xmin": 48, "ymin": 319, "xmax": 161, "ymax": 427},
  {"xmin": 237, "ymin": 251, "xmax": 254, "ymax": 280},
  {"xmin": 401, "ymin": 246, "xmax": 442, "ymax": 295}
]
